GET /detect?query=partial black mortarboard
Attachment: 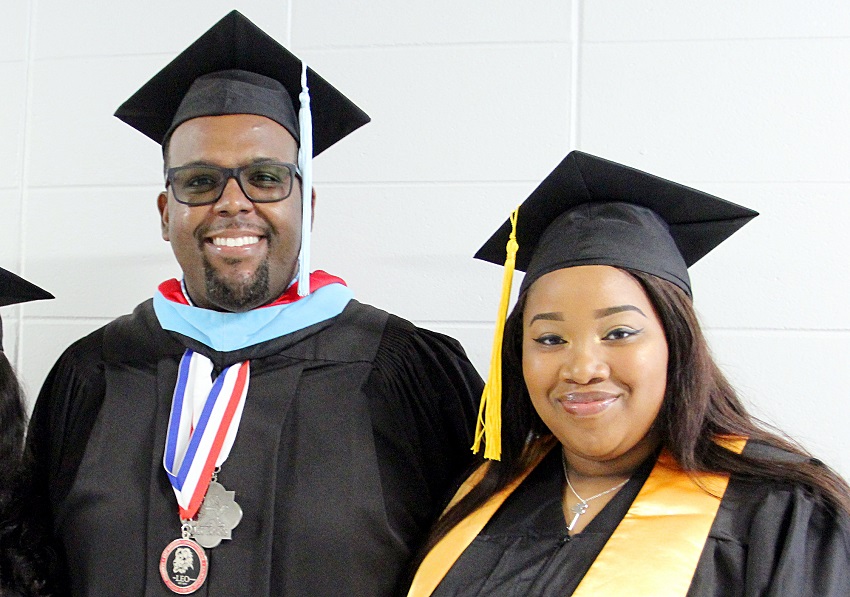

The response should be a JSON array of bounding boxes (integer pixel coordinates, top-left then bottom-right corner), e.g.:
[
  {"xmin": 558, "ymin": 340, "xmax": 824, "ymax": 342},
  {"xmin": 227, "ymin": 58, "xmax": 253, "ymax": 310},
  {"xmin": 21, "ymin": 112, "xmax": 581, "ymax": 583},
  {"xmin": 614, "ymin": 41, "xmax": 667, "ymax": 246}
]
[
  {"xmin": 114, "ymin": 10, "xmax": 370, "ymax": 155},
  {"xmin": 0, "ymin": 268, "xmax": 53, "ymax": 308},
  {"xmin": 0, "ymin": 267, "xmax": 53, "ymax": 351},
  {"xmin": 475, "ymin": 151, "xmax": 758, "ymax": 296}
]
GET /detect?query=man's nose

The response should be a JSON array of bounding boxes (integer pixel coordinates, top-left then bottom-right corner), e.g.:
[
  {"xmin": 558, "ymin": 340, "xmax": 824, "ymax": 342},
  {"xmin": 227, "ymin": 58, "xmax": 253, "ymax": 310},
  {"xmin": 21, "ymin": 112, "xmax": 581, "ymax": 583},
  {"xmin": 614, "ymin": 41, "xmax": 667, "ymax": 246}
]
[{"xmin": 215, "ymin": 176, "xmax": 253, "ymax": 214}]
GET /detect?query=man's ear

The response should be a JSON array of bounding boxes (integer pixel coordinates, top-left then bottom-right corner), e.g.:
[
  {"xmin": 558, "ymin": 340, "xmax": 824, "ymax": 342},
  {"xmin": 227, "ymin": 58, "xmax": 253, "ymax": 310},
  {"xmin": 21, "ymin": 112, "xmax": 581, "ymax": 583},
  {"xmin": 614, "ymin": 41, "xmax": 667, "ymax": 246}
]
[
  {"xmin": 310, "ymin": 187, "xmax": 317, "ymax": 229},
  {"xmin": 157, "ymin": 191, "xmax": 170, "ymax": 241}
]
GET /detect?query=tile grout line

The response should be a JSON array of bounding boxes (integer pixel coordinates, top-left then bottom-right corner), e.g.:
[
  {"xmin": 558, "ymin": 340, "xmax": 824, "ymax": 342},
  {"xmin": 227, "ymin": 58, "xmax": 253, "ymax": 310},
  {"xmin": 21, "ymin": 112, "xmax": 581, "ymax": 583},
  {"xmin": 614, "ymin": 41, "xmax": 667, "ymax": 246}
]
[
  {"xmin": 21, "ymin": 317, "xmax": 116, "ymax": 325},
  {"xmin": 30, "ymin": 40, "xmax": 573, "ymax": 62},
  {"xmin": 14, "ymin": 317, "xmax": 850, "ymax": 335},
  {"xmin": 17, "ymin": 179, "xmax": 850, "ymax": 191},
  {"xmin": 285, "ymin": 0, "xmax": 294, "ymax": 48},
  {"xmin": 24, "ymin": 35, "xmax": 850, "ymax": 63},
  {"xmin": 569, "ymin": 0, "xmax": 582, "ymax": 150},
  {"xmin": 14, "ymin": 0, "xmax": 38, "ymax": 373}
]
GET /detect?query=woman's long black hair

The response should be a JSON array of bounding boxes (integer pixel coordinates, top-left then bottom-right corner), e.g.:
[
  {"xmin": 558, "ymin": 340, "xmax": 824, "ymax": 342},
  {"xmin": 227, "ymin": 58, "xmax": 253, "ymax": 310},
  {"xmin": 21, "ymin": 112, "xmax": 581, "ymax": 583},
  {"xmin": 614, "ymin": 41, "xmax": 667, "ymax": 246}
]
[
  {"xmin": 416, "ymin": 268, "xmax": 850, "ymax": 561},
  {"xmin": 0, "ymin": 352, "xmax": 53, "ymax": 596}
]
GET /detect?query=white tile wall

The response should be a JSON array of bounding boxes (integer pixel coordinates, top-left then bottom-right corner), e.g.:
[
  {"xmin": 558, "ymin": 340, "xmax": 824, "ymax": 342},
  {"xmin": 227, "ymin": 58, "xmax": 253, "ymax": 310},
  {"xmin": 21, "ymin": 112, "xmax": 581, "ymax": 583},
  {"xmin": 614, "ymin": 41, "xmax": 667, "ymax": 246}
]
[
  {"xmin": 584, "ymin": 1, "xmax": 850, "ymax": 41},
  {"xmin": 0, "ymin": 63, "xmax": 28, "ymax": 188},
  {"xmin": 0, "ymin": 190, "xmax": 23, "ymax": 269},
  {"xmin": 312, "ymin": 182, "xmax": 532, "ymax": 322},
  {"xmin": 32, "ymin": 1, "xmax": 291, "ymax": 58},
  {"xmin": 27, "ymin": 55, "xmax": 167, "ymax": 188},
  {"xmin": 578, "ymin": 38, "xmax": 850, "ymax": 183},
  {"xmin": 292, "ymin": 0, "xmax": 572, "ymax": 47},
  {"xmin": 300, "ymin": 44, "xmax": 573, "ymax": 184},
  {"xmin": 4, "ymin": 1, "xmax": 849, "ymax": 483},
  {"xmin": 707, "ymin": 329, "xmax": 850, "ymax": 478},
  {"xmin": 0, "ymin": 2, "xmax": 30, "ymax": 62},
  {"xmin": 23, "ymin": 186, "xmax": 177, "ymax": 319},
  {"xmin": 689, "ymin": 182, "xmax": 850, "ymax": 330}
]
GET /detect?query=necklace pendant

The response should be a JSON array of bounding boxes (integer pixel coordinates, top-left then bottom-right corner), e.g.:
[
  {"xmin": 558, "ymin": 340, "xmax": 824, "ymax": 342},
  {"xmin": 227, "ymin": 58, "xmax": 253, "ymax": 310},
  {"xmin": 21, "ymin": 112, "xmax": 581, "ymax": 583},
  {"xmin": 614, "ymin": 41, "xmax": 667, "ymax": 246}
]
[
  {"xmin": 571, "ymin": 501, "xmax": 588, "ymax": 515},
  {"xmin": 567, "ymin": 501, "xmax": 588, "ymax": 531},
  {"xmin": 562, "ymin": 448, "xmax": 630, "ymax": 533}
]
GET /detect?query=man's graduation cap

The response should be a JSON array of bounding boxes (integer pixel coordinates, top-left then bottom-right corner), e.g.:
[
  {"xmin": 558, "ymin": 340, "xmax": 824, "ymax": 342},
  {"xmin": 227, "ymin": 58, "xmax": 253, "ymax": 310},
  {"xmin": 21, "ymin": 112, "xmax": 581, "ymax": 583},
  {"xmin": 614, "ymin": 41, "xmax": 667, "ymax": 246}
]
[
  {"xmin": 472, "ymin": 151, "xmax": 758, "ymax": 460},
  {"xmin": 0, "ymin": 267, "xmax": 53, "ymax": 351},
  {"xmin": 114, "ymin": 10, "xmax": 370, "ymax": 156},
  {"xmin": 115, "ymin": 10, "xmax": 370, "ymax": 295}
]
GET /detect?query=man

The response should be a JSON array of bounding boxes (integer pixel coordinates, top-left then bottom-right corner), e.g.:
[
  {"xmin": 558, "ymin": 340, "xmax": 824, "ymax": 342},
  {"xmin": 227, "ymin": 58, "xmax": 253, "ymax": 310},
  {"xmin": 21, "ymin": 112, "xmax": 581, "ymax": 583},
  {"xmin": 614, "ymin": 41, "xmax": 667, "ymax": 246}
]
[{"xmin": 28, "ymin": 11, "xmax": 481, "ymax": 596}]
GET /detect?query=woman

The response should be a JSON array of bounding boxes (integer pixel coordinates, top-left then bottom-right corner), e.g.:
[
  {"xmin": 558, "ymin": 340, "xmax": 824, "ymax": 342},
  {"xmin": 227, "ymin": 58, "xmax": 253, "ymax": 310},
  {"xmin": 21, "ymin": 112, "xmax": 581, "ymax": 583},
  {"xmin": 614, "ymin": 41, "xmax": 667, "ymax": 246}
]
[
  {"xmin": 0, "ymin": 267, "xmax": 53, "ymax": 596},
  {"xmin": 408, "ymin": 151, "xmax": 850, "ymax": 596}
]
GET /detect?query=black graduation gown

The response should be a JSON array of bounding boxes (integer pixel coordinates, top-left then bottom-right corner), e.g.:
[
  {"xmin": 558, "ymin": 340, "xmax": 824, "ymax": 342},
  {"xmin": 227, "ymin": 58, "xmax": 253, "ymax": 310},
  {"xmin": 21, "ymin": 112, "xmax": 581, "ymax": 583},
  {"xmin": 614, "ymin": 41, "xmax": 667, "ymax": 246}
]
[
  {"xmin": 28, "ymin": 299, "xmax": 482, "ymax": 597},
  {"xmin": 432, "ymin": 444, "xmax": 850, "ymax": 596}
]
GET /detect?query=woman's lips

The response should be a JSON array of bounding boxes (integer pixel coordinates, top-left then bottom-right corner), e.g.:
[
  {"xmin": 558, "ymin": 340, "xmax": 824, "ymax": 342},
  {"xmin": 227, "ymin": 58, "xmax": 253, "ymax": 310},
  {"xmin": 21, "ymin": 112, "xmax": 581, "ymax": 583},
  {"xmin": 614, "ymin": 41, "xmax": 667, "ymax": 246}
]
[{"xmin": 557, "ymin": 392, "xmax": 619, "ymax": 416}]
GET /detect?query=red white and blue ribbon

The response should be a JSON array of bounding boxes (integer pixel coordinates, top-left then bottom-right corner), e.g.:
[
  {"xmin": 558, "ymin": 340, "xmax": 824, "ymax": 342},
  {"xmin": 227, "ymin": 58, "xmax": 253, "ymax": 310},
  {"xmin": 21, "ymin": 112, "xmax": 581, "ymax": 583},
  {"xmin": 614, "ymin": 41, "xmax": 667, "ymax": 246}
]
[{"xmin": 163, "ymin": 349, "xmax": 250, "ymax": 520}]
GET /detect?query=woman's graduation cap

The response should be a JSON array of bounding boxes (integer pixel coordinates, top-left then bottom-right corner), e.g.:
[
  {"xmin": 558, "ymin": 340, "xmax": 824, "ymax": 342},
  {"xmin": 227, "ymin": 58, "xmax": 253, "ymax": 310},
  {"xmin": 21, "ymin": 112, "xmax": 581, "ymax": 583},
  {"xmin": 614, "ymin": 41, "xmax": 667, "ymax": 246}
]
[
  {"xmin": 472, "ymin": 151, "xmax": 758, "ymax": 460},
  {"xmin": 0, "ymin": 267, "xmax": 53, "ymax": 351},
  {"xmin": 115, "ymin": 10, "xmax": 370, "ymax": 296}
]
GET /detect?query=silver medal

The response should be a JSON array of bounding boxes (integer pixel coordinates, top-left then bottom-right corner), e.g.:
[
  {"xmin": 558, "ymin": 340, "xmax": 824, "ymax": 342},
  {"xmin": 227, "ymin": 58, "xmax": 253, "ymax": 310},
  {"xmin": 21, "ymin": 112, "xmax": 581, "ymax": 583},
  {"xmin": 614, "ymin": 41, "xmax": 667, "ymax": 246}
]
[{"xmin": 192, "ymin": 481, "xmax": 243, "ymax": 549}]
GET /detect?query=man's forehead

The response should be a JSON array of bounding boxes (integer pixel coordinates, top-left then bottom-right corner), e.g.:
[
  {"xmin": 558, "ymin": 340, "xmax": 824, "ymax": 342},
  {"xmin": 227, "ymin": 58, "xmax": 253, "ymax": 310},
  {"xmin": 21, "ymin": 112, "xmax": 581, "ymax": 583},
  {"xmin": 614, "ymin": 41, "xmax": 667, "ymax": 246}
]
[
  {"xmin": 170, "ymin": 114, "xmax": 299, "ymax": 142},
  {"xmin": 167, "ymin": 114, "xmax": 299, "ymax": 165}
]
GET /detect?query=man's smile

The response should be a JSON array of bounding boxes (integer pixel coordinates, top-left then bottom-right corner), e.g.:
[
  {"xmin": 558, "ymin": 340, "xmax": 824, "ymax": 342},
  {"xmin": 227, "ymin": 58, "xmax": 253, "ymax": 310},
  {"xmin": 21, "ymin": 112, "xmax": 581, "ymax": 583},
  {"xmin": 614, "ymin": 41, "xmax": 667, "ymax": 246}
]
[
  {"xmin": 200, "ymin": 225, "xmax": 271, "ymax": 256},
  {"xmin": 210, "ymin": 235, "xmax": 262, "ymax": 248}
]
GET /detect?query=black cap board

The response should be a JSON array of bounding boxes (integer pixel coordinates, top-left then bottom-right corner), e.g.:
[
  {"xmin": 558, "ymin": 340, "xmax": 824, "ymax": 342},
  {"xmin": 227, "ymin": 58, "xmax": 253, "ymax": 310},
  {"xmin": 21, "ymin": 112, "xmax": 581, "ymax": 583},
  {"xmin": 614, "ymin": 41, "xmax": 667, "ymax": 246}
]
[
  {"xmin": 474, "ymin": 151, "xmax": 758, "ymax": 296},
  {"xmin": 114, "ymin": 10, "xmax": 370, "ymax": 155},
  {"xmin": 0, "ymin": 267, "xmax": 53, "ymax": 351},
  {"xmin": 0, "ymin": 268, "xmax": 53, "ymax": 308}
]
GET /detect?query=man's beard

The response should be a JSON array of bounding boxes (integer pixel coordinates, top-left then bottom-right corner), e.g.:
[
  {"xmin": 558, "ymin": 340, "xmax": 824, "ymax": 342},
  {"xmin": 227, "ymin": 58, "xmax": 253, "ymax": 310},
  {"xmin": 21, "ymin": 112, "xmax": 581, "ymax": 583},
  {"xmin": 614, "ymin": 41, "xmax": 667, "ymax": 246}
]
[{"xmin": 203, "ymin": 256, "xmax": 271, "ymax": 312}]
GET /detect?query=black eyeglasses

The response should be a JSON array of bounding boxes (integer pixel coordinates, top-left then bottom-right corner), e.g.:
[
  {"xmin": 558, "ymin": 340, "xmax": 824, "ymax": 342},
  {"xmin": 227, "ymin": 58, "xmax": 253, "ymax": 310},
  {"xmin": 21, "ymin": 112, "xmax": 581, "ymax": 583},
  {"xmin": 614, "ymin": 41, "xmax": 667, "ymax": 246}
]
[{"xmin": 165, "ymin": 162, "xmax": 301, "ymax": 206}]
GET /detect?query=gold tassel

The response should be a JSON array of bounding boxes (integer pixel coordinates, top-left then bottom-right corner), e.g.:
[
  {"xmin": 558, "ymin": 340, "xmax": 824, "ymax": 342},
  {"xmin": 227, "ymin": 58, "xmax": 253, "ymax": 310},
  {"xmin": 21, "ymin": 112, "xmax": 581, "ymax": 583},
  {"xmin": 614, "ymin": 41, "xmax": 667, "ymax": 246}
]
[{"xmin": 472, "ymin": 207, "xmax": 519, "ymax": 461}]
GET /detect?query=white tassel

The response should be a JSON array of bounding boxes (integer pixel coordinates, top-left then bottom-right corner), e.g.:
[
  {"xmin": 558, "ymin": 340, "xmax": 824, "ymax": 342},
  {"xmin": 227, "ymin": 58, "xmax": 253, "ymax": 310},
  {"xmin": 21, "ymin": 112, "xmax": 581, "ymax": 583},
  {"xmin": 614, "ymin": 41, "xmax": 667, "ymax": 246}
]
[{"xmin": 297, "ymin": 61, "xmax": 313, "ymax": 296}]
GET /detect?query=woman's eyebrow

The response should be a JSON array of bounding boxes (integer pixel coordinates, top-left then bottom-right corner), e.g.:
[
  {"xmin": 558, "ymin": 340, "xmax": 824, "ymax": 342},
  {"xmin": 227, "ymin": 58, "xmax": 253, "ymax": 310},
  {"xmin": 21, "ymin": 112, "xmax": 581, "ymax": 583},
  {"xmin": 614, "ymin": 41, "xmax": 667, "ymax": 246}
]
[
  {"xmin": 529, "ymin": 312, "xmax": 563, "ymax": 324},
  {"xmin": 594, "ymin": 305, "xmax": 646, "ymax": 319}
]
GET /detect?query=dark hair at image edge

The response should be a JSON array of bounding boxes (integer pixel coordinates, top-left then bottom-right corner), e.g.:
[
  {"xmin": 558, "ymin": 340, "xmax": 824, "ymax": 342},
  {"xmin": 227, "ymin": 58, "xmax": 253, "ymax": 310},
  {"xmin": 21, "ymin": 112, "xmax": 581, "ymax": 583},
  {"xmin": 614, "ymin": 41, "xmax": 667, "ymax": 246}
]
[
  {"xmin": 412, "ymin": 268, "xmax": 850, "ymax": 570},
  {"xmin": 0, "ymin": 353, "xmax": 53, "ymax": 596}
]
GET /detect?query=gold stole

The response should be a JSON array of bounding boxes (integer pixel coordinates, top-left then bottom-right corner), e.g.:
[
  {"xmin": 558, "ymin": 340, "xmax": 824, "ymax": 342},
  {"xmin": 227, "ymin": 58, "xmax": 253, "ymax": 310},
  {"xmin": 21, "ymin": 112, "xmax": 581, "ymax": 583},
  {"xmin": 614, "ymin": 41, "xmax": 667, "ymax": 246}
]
[{"xmin": 407, "ymin": 437, "xmax": 746, "ymax": 597}]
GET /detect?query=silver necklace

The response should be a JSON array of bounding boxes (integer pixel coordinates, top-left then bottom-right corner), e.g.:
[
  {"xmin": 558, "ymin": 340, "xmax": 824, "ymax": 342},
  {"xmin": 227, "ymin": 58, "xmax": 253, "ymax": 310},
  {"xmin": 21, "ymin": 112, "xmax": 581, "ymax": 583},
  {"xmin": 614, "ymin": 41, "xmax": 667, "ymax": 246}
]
[{"xmin": 562, "ymin": 452, "xmax": 629, "ymax": 532}]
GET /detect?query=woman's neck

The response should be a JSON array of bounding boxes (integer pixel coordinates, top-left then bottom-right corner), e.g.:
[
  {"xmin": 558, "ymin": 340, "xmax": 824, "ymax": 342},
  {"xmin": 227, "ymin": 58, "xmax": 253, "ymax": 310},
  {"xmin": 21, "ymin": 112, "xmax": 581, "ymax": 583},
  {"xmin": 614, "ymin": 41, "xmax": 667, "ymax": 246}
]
[{"xmin": 563, "ymin": 430, "xmax": 661, "ymax": 482}]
